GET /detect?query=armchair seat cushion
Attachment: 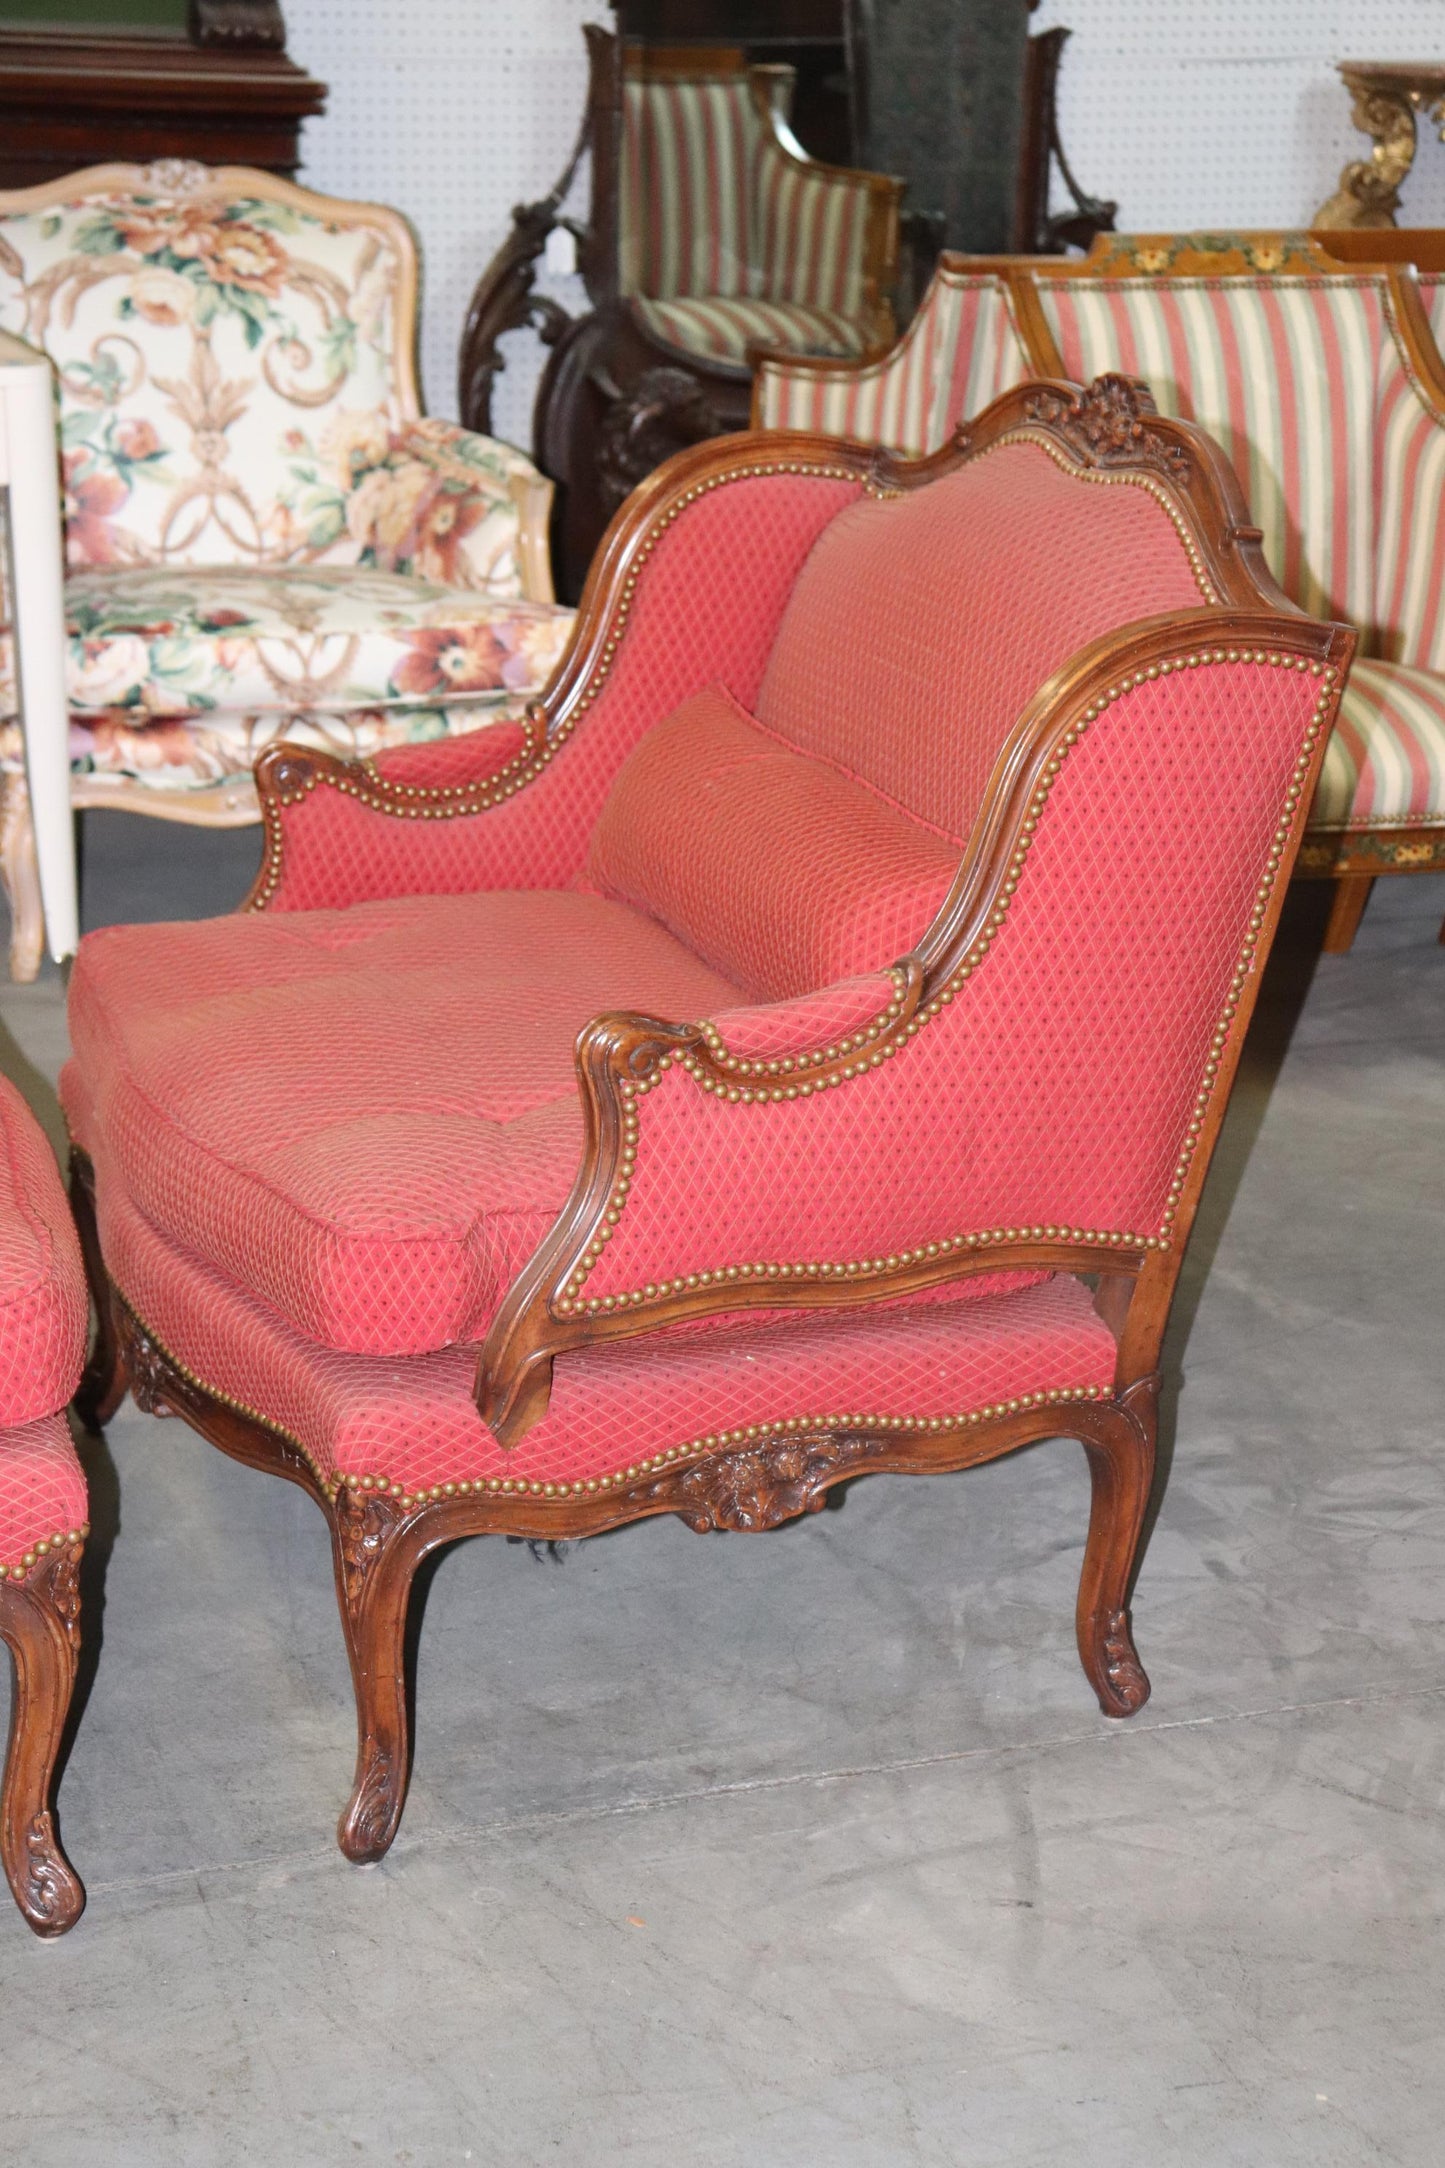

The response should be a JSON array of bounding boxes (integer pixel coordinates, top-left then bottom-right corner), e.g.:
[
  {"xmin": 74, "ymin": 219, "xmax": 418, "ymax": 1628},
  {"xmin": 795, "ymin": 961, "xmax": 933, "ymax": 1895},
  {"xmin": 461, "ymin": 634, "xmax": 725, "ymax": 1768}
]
[
  {"xmin": 1309, "ymin": 658, "xmax": 1445, "ymax": 832},
  {"xmin": 62, "ymin": 891, "xmax": 750, "ymax": 1358},
  {"xmin": 64, "ymin": 564, "xmax": 574, "ymax": 721},
  {"xmin": 630, "ymin": 295, "xmax": 868, "ymax": 366},
  {"xmin": 93, "ymin": 1157, "xmax": 1114, "ymax": 1502},
  {"xmin": 0, "ymin": 1078, "xmax": 88, "ymax": 1429}
]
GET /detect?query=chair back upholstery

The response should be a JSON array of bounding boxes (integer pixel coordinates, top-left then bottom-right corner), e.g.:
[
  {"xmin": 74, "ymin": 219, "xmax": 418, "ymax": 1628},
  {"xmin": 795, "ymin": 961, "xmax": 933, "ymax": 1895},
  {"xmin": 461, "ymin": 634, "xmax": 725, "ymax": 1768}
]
[
  {"xmin": 617, "ymin": 54, "xmax": 876, "ymax": 323},
  {"xmin": 1025, "ymin": 260, "xmax": 1445, "ymax": 672},
  {"xmin": 0, "ymin": 162, "xmax": 421, "ymax": 572},
  {"xmin": 619, "ymin": 63, "xmax": 762, "ymax": 302},
  {"xmin": 591, "ymin": 403, "xmax": 1227, "ymax": 1002},
  {"xmin": 755, "ymin": 266, "xmax": 1029, "ymax": 450}
]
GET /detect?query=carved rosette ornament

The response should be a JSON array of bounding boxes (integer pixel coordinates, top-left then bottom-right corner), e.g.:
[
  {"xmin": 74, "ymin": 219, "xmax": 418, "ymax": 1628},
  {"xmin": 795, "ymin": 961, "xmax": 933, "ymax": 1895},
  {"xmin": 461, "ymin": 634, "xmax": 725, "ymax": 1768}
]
[
  {"xmin": 333, "ymin": 1485, "xmax": 407, "ymax": 1610},
  {"xmin": 116, "ymin": 1305, "xmax": 177, "ymax": 1417},
  {"xmin": 1315, "ymin": 64, "xmax": 1445, "ymax": 230},
  {"xmin": 1022, "ymin": 376, "xmax": 1192, "ymax": 486},
  {"xmin": 642, "ymin": 1431, "xmax": 895, "ymax": 1534}
]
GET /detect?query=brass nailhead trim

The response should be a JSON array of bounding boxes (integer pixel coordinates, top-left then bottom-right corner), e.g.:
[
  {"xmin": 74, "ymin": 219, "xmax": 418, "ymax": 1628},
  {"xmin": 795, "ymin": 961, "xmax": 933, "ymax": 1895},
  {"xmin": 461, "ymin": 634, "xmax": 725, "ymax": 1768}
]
[
  {"xmin": 4, "ymin": 1525, "xmax": 90, "ymax": 1581},
  {"xmin": 106, "ymin": 1295, "xmax": 1105, "ymax": 1511},
  {"xmin": 558, "ymin": 652, "xmax": 1338, "ymax": 1316},
  {"xmin": 249, "ymin": 459, "xmax": 859, "ymax": 910}
]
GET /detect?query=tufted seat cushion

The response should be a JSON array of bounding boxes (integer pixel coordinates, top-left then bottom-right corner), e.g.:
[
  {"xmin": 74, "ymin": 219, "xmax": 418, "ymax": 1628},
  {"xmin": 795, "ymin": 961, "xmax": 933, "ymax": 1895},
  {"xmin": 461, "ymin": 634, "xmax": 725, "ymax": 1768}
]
[
  {"xmin": 0, "ymin": 1077, "xmax": 88, "ymax": 1428},
  {"xmin": 62, "ymin": 891, "xmax": 748, "ymax": 1358}
]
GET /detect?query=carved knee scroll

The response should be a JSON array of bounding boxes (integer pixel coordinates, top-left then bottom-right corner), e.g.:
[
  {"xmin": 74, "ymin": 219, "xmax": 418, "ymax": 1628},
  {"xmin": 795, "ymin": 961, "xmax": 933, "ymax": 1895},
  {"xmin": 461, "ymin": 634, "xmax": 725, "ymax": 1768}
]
[{"xmin": 0, "ymin": 1544, "xmax": 85, "ymax": 1936}]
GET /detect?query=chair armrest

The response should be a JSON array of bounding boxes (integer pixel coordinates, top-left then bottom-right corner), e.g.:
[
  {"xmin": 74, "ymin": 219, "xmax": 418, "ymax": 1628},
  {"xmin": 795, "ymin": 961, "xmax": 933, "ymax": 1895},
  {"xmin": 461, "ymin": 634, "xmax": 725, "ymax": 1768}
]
[
  {"xmin": 477, "ymin": 612, "xmax": 1354, "ymax": 1443},
  {"xmin": 753, "ymin": 96, "xmax": 901, "ymax": 349},
  {"xmin": 245, "ymin": 436, "xmax": 864, "ymax": 914},
  {"xmin": 355, "ymin": 417, "xmax": 557, "ymax": 605}
]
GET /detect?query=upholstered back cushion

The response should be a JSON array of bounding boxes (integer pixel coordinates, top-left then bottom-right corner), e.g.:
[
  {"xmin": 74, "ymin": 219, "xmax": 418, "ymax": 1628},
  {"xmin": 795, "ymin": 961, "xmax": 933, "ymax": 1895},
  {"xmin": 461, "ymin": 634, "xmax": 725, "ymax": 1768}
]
[
  {"xmin": 620, "ymin": 75, "xmax": 763, "ymax": 300},
  {"xmin": 0, "ymin": 171, "xmax": 417, "ymax": 569},
  {"xmin": 754, "ymin": 441, "xmax": 1207, "ymax": 845},
  {"xmin": 1034, "ymin": 272, "xmax": 1382, "ymax": 632},
  {"xmin": 587, "ymin": 682, "xmax": 959, "ymax": 998}
]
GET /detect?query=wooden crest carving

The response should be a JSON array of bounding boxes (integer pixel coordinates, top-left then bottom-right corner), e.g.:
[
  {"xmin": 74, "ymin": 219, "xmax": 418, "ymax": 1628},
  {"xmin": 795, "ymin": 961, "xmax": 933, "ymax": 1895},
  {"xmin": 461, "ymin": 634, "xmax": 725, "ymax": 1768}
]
[
  {"xmin": 1024, "ymin": 375, "xmax": 1193, "ymax": 485},
  {"xmin": 334, "ymin": 1486, "xmax": 407, "ymax": 1610}
]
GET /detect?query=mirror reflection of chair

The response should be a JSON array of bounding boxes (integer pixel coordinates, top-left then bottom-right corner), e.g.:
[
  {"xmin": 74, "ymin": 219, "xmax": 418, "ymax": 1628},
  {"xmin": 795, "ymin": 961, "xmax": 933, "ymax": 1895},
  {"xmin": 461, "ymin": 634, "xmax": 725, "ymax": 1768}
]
[
  {"xmin": 461, "ymin": 27, "xmax": 902, "ymax": 601},
  {"xmin": 0, "ymin": 160, "xmax": 574, "ymax": 981}
]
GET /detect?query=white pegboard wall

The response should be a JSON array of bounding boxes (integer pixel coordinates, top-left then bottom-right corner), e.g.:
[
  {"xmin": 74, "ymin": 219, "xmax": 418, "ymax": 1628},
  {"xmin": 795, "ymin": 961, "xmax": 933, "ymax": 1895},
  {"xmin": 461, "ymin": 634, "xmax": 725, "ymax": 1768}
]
[
  {"xmin": 285, "ymin": 0, "xmax": 596, "ymax": 441},
  {"xmin": 1031, "ymin": 0, "xmax": 1445, "ymax": 230},
  {"xmin": 284, "ymin": 0, "xmax": 1445, "ymax": 458}
]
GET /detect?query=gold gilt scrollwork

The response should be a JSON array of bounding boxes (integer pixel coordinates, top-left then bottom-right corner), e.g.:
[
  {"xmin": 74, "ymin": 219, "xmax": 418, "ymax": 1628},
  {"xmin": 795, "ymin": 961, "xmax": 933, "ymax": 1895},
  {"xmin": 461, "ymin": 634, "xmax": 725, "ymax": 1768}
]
[{"xmin": 1315, "ymin": 64, "xmax": 1445, "ymax": 230}]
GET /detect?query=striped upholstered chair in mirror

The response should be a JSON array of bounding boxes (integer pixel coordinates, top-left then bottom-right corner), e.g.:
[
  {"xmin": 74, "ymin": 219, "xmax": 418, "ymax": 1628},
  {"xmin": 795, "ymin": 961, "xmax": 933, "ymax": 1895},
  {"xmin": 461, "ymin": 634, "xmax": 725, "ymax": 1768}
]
[
  {"xmin": 460, "ymin": 28, "xmax": 901, "ymax": 600},
  {"xmin": 760, "ymin": 232, "xmax": 1445, "ymax": 951},
  {"xmin": 66, "ymin": 376, "xmax": 1350, "ymax": 1861}
]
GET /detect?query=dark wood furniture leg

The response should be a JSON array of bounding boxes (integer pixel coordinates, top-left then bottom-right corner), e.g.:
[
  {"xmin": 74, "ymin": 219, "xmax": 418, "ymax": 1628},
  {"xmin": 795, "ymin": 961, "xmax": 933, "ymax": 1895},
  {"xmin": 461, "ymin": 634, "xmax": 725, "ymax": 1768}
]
[
  {"xmin": 1074, "ymin": 1375, "xmax": 1156, "ymax": 1716},
  {"xmin": 1322, "ymin": 873, "xmax": 1374, "ymax": 953},
  {"xmin": 69, "ymin": 1155, "xmax": 127, "ymax": 1432},
  {"xmin": 330, "ymin": 1489, "xmax": 429, "ymax": 1864},
  {"xmin": 0, "ymin": 1544, "xmax": 85, "ymax": 1937}
]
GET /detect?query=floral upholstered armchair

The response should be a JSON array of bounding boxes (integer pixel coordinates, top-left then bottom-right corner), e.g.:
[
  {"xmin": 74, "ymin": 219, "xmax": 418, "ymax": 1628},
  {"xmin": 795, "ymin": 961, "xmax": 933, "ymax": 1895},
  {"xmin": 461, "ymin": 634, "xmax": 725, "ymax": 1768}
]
[
  {"xmin": 65, "ymin": 377, "xmax": 1351, "ymax": 1863},
  {"xmin": 0, "ymin": 161, "xmax": 573, "ymax": 979}
]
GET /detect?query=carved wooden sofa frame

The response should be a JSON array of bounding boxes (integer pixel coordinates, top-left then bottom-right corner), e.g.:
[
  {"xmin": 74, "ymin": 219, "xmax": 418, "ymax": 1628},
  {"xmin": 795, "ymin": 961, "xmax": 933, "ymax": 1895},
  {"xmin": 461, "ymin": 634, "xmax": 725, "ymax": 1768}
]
[{"xmin": 71, "ymin": 379, "xmax": 1352, "ymax": 1864}]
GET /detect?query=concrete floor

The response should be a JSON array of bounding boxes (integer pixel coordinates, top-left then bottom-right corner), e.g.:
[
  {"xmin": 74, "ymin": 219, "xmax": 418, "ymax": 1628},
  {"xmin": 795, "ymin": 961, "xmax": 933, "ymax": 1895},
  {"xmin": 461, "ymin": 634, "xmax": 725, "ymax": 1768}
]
[{"xmin": 0, "ymin": 813, "xmax": 1440, "ymax": 2167}]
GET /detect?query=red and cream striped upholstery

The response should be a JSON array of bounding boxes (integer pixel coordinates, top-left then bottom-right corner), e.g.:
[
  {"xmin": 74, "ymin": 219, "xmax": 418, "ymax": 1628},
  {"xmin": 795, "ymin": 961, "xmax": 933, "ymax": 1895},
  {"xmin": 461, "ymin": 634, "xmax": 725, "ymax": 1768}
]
[
  {"xmin": 756, "ymin": 268, "xmax": 1030, "ymax": 452},
  {"xmin": 631, "ymin": 297, "xmax": 865, "ymax": 365},
  {"xmin": 619, "ymin": 67, "xmax": 878, "ymax": 366},
  {"xmin": 1032, "ymin": 270, "xmax": 1445, "ymax": 841}
]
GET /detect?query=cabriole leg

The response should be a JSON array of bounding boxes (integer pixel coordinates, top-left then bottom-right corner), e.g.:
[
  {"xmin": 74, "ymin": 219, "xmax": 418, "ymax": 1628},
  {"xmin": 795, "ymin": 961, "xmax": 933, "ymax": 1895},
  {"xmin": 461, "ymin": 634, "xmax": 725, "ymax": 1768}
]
[
  {"xmin": 0, "ymin": 1545, "xmax": 85, "ymax": 1936},
  {"xmin": 330, "ymin": 1488, "xmax": 427, "ymax": 1865},
  {"xmin": 1074, "ymin": 1378, "xmax": 1157, "ymax": 1718}
]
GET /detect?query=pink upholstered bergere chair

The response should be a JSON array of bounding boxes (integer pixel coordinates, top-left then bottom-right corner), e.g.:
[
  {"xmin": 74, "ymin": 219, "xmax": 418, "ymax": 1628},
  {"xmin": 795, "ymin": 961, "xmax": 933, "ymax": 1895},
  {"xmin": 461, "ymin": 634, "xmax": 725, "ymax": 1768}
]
[{"xmin": 65, "ymin": 377, "xmax": 1352, "ymax": 1863}]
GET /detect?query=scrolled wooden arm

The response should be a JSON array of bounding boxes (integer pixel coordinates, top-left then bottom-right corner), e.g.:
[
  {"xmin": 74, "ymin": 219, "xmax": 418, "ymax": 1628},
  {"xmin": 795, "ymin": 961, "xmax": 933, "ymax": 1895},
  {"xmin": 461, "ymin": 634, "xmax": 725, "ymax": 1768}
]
[{"xmin": 476, "ymin": 603, "xmax": 1354, "ymax": 1446}]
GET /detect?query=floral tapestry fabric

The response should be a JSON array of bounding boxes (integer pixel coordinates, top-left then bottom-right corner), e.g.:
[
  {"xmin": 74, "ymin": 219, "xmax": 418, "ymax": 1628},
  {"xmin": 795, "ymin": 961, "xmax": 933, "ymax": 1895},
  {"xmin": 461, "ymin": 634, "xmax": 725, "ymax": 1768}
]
[
  {"xmin": 63, "ymin": 565, "xmax": 572, "ymax": 719},
  {"xmin": 0, "ymin": 179, "xmax": 539, "ymax": 596}
]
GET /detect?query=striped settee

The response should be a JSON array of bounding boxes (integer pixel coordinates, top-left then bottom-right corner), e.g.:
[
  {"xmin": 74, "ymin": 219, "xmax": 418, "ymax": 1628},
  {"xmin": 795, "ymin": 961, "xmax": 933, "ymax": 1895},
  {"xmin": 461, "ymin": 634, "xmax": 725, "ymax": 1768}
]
[
  {"xmin": 757, "ymin": 234, "xmax": 1445, "ymax": 950},
  {"xmin": 617, "ymin": 50, "xmax": 899, "ymax": 369}
]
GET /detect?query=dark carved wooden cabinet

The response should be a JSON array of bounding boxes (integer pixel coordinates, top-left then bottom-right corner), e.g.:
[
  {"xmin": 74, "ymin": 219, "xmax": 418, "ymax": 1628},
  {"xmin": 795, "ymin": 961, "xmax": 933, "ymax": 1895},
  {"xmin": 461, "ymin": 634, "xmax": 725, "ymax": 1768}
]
[{"xmin": 0, "ymin": 1, "xmax": 325, "ymax": 188}]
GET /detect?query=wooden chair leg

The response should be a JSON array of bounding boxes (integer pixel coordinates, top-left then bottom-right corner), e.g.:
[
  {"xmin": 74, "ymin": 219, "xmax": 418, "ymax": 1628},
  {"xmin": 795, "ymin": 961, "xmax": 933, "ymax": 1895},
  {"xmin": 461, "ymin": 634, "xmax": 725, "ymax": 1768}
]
[
  {"xmin": 1074, "ymin": 1377, "xmax": 1157, "ymax": 1718},
  {"xmin": 0, "ymin": 1545, "xmax": 85, "ymax": 1936},
  {"xmin": 1321, "ymin": 873, "xmax": 1374, "ymax": 954},
  {"xmin": 330, "ymin": 1487, "xmax": 427, "ymax": 1865},
  {"xmin": 0, "ymin": 770, "xmax": 44, "ymax": 984},
  {"xmin": 68, "ymin": 1152, "xmax": 129, "ymax": 1431}
]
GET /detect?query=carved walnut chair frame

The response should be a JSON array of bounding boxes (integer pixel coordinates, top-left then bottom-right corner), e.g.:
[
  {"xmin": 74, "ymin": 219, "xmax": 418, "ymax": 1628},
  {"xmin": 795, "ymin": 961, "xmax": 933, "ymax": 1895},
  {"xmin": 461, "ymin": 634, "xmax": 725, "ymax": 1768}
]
[
  {"xmin": 0, "ymin": 1535, "xmax": 84, "ymax": 1936},
  {"xmin": 71, "ymin": 380, "xmax": 1352, "ymax": 1865}
]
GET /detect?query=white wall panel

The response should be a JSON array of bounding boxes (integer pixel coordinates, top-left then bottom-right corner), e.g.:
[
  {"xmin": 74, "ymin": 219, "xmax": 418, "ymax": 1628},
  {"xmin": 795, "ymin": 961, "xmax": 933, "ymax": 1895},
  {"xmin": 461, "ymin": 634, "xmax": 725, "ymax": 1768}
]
[{"xmin": 284, "ymin": 0, "xmax": 1445, "ymax": 454}]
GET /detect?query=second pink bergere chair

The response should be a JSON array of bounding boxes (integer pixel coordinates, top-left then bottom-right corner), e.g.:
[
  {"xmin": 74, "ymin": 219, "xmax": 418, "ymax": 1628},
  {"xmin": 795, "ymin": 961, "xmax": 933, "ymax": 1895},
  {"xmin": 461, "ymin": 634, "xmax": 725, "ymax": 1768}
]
[{"xmin": 65, "ymin": 376, "xmax": 1351, "ymax": 1863}]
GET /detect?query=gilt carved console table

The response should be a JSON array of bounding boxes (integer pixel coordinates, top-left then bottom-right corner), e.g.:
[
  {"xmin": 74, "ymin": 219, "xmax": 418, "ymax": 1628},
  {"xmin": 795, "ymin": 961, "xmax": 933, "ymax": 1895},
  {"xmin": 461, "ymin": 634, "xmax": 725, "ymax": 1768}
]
[{"xmin": 1315, "ymin": 61, "xmax": 1445, "ymax": 230}]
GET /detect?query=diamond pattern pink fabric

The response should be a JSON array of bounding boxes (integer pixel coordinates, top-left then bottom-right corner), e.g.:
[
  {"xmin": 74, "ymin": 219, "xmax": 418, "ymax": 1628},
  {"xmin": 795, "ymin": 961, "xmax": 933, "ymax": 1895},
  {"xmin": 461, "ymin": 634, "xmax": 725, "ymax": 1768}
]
[
  {"xmin": 0, "ymin": 1076, "xmax": 88, "ymax": 1427},
  {"xmin": 755, "ymin": 442, "xmax": 1208, "ymax": 841},
  {"xmin": 263, "ymin": 470, "xmax": 862, "ymax": 914},
  {"xmin": 0, "ymin": 1414, "xmax": 87, "ymax": 1575},
  {"xmin": 583, "ymin": 657, "xmax": 1325, "ymax": 1299},
  {"xmin": 585, "ymin": 681, "xmax": 959, "ymax": 998},
  {"xmin": 91, "ymin": 1157, "xmax": 1115, "ymax": 1498},
  {"xmin": 63, "ymin": 891, "xmax": 745, "ymax": 1356}
]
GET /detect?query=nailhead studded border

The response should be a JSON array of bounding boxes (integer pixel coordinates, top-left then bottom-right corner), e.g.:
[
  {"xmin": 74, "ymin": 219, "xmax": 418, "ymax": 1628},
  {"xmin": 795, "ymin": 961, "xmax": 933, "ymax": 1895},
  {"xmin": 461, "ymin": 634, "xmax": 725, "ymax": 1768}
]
[
  {"xmin": 250, "ymin": 422, "xmax": 1228, "ymax": 910},
  {"xmin": 4, "ymin": 1526, "xmax": 91, "ymax": 1582},
  {"xmin": 109, "ymin": 1292, "xmax": 1109, "ymax": 1508},
  {"xmin": 555, "ymin": 650, "xmax": 1340, "ymax": 1319},
  {"xmin": 249, "ymin": 458, "xmax": 860, "ymax": 909}
]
